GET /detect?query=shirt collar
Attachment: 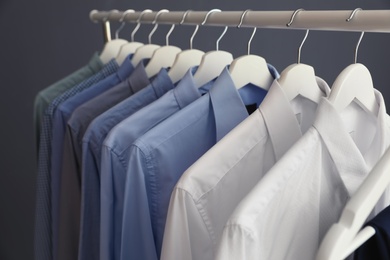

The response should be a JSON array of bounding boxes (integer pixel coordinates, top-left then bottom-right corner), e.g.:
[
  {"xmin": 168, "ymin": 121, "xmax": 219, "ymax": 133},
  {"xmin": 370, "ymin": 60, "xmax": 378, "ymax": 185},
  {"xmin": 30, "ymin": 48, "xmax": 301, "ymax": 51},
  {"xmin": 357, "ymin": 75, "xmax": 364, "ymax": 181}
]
[
  {"xmin": 88, "ymin": 52, "xmax": 104, "ymax": 73},
  {"xmin": 259, "ymin": 76, "xmax": 330, "ymax": 161},
  {"xmin": 173, "ymin": 66, "xmax": 203, "ymax": 109},
  {"xmin": 127, "ymin": 58, "xmax": 150, "ymax": 94},
  {"xmin": 151, "ymin": 68, "xmax": 175, "ymax": 98},
  {"xmin": 208, "ymin": 67, "xmax": 250, "ymax": 141},
  {"xmin": 101, "ymin": 59, "xmax": 120, "ymax": 77},
  {"xmin": 313, "ymin": 90, "xmax": 387, "ymax": 195},
  {"xmin": 116, "ymin": 54, "xmax": 135, "ymax": 81}
]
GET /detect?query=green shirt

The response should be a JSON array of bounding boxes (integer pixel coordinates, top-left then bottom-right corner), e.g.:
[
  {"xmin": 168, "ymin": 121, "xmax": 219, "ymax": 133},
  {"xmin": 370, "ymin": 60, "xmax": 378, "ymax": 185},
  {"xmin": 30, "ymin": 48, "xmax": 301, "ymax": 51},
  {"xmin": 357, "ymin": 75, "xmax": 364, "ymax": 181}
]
[{"xmin": 34, "ymin": 53, "xmax": 103, "ymax": 149}]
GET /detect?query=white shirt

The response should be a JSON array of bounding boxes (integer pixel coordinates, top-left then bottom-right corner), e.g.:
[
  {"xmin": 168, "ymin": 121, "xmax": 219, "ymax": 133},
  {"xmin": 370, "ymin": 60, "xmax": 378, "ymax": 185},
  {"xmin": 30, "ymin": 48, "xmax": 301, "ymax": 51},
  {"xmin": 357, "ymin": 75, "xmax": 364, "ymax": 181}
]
[
  {"xmin": 216, "ymin": 90, "xmax": 390, "ymax": 260},
  {"xmin": 160, "ymin": 78, "xmax": 331, "ymax": 260}
]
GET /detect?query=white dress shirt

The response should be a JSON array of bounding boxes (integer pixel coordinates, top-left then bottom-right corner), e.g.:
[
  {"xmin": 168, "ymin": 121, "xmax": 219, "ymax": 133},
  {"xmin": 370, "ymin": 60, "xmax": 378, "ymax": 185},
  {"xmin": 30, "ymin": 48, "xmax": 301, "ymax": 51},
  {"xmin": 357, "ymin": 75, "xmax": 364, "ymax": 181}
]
[
  {"xmin": 161, "ymin": 77, "xmax": 331, "ymax": 260},
  {"xmin": 216, "ymin": 90, "xmax": 390, "ymax": 260}
]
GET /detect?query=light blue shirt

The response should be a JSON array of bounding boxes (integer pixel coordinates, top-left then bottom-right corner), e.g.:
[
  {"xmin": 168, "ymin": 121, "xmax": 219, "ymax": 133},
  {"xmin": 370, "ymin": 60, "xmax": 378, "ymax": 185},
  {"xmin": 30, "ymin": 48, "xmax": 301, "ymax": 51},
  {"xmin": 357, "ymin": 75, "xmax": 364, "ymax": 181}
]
[
  {"xmin": 100, "ymin": 66, "xmax": 211, "ymax": 260},
  {"xmin": 79, "ymin": 68, "xmax": 173, "ymax": 260},
  {"xmin": 49, "ymin": 55, "xmax": 134, "ymax": 260},
  {"xmin": 120, "ymin": 65, "xmax": 279, "ymax": 260}
]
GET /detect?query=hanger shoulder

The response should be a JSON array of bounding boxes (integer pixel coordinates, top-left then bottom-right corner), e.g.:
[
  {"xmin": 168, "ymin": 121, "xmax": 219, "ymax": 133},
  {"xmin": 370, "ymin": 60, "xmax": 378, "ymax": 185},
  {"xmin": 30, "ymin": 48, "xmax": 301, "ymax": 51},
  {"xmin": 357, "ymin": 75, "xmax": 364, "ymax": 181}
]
[
  {"xmin": 329, "ymin": 63, "xmax": 378, "ymax": 114},
  {"xmin": 193, "ymin": 50, "xmax": 233, "ymax": 88},
  {"xmin": 99, "ymin": 39, "xmax": 128, "ymax": 64},
  {"xmin": 229, "ymin": 54, "xmax": 273, "ymax": 90},
  {"xmin": 131, "ymin": 44, "xmax": 160, "ymax": 67},
  {"xmin": 144, "ymin": 46, "xmax": 182, "ymax": 78},
  {"xmin": 116, "ymin": 42, "xmax": 144, "ymax": 65},
  {"xmin": 167, "ymin": 49, "xmax": 205, "ymax": 84},
  {"xmin": 278, "ymin": 63, "xmax": 324, "ymax": 103}
]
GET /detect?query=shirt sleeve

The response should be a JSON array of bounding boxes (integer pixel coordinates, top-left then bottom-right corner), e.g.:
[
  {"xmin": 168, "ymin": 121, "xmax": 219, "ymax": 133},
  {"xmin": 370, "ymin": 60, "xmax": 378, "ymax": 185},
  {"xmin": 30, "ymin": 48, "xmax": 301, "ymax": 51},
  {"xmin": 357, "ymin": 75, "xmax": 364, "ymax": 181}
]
[
  {"xmin": 120, "ymin": 145, "xmax": 158, "ymax": 260},
  {"xmin": 161, "ymin": 188, "xmax": 212, "ymax": 260},
  {"xmin": 100, "ymin": 145, "xmax": 129, "ymax": 260},
  {"xmin": 78, "ymin": 140, "xmax": 101, "ymax": 260},
  {"xmin": 57, "ymin": 127, "xmax": 82, "ymax": 260},
  {"xmin": 215, "ymin": 224, "xmax": 258, "ymax": 260}
]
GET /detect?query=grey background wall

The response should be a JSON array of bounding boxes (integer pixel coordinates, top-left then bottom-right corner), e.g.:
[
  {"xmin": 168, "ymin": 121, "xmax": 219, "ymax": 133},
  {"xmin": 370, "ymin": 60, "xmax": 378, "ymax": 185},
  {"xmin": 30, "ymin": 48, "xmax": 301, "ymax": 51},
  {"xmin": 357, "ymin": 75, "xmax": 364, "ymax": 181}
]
[{"xmin": 1, "ymin": 0, "xmax": 390, "ymax": 259}]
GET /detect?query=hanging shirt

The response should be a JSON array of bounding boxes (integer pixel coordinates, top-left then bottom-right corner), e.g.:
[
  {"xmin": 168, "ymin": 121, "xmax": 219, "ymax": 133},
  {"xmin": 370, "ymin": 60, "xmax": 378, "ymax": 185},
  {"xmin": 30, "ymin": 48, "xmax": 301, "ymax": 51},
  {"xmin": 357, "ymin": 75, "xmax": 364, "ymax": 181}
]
[
  {"xmin": 216, "ymin": 91, "xmax": 390, "ymax": 260},
  {"xmin": 120, "ymin": 65, "xmax": 279, "ymax": 260},
  {"xmin": 161, "ymin": 77, "xmax": 330, "ymax": 260},
  {"xmin": 354, "ymin": 205, "xmax": 390, "ymax": 260},
  {"xmin": 34, "ymin": 53, "xmax": 103, "ymax": 149},
  {"xmin": 57, "ymin": 59, "xmax": 150, "ymax": 260},
  {"xmin": 49, "ymin": 55, "xmax": 134, "ymax": 259},
  {"xmin": 34, "ymin": 59, "xmax": 118, "ymax": 260},
  {"xmin": 79, "ymin": 68, "xmax": 173, "ymax": 260},
  {"xmin": 100, "ymin": 66, "xmax": 206, "ymax": 260}
]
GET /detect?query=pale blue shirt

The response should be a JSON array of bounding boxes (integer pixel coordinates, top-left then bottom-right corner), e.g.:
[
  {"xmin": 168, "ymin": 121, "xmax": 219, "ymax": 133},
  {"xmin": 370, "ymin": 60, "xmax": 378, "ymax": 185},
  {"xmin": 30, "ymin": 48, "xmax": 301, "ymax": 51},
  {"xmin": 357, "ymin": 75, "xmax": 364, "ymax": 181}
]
[
  {"xmin": 120, "ymin": 65, "xmax": 279, "ymax": 260},
  {"xmin": 79, "ymin": 68, "xmax": 173, "ymax": 260},
  {"xmin": 100, "ymin": 66, "xmax": 211, "ymax": 260}
]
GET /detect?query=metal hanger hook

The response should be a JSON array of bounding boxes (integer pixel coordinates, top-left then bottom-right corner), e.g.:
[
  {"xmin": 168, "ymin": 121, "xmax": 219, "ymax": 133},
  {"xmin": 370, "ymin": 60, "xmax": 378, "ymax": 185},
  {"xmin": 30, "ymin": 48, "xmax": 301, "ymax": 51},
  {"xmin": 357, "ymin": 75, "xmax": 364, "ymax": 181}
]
[
  {"xmin": 190, "ymin": 9, "xmax": 221, "ymax": 50},
  {"xmin": 287, "ymin": 8, "xmax": 308, "ymax": 64},
  {"xmin": 238, "ymin": 9, "xmax": 256, "ymax": 55},
  {"xmin": 148, "ymin": 9, "xmax": 169, "ymax": 44},
  {"xmin": 131, "ymin": 9, "xmax": 152, "ymax": 42},
  {"xmin": 346, "ymin": 8, "xmax": 364, "ymax": 64},
  {"xmin": 115, "ymin": 9, "xmax": 135, "ymax": 39},
  {"xmin": 180, "ymin": 10, "xmax": 193, "ymax": 48}
]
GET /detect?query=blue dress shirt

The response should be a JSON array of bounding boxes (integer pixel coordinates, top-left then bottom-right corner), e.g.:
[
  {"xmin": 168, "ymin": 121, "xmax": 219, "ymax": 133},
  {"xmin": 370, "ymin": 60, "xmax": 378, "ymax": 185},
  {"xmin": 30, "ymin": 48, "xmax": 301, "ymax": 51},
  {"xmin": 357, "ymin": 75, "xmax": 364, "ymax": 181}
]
[
  {"xmin": 35, "ymin": 59, "xmax": 118, "ymax": 260},
  {"xmin": 78, "ymin": 68, "xmax": 169, "ymax": 260},
  {"xmin": 120, "ymin": 65, "xmax": 279, "ymax": 260},
  {"xmin": 100, "ymin": 66, "xmax": 209, "ymax": 260},
  {"xmin": 57, "ymin": 58, "xmax": 150, "ymax": 260},
  {"xmin": 354, "ymin": 205, "xmax": 390, "ymax": 259},
  {"xmin": 49, "ymin": 55, "xmax": 134, "ymax": 259}
]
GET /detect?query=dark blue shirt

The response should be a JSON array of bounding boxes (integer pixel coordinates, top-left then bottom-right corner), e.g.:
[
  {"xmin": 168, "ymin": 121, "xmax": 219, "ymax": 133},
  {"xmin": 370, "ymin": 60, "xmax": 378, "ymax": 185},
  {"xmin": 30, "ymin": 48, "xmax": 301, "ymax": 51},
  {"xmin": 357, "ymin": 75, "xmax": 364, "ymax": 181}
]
[
  {"xmin": 57, "ymin": 59, "xmax": 150, "ymax": 260},
  {"xmin": 35, "ymin": 59, "xmax": 118, "ymax": 260}
]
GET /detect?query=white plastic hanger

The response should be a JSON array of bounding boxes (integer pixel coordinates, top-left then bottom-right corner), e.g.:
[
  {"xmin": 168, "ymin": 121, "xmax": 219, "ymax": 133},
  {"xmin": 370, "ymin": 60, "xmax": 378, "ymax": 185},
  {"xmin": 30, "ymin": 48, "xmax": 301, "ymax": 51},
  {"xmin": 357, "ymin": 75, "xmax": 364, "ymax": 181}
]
[
  {"xmin": 144, "ymin": 10, "xmax": 182, "ymax": 78},
  {"xmin": 316, "ymin": 9, "xmax": 382, "ymax": 260},
  {"xmin": 115, "ymin": 9, "xmax": 146, "ymax": 65},
  {"xmin": 277, "ymin": 9, "xmax": 325, "ymax": 103},
  {"xmin": 328, "ymin": 8, "xmax": 378, "ymax": 115},
  {"xmin": 168, "ymin": 10, "xmax": 205, "ymax": 84},
  {"xmin": 192, "ymin": 9, "xmax": 233, "ymax": 88},
  {"xmin": 131, "ymin": 10, "xmax": 166, "ymax": 67},
  {"xmin": 99, "ymin": 10, "xmax": 128, "ymax": 64},
  {"xmin": 316, "ymin": 146, "xmax": 390, "ymax": 260},
  {"xmin": 229, "ymin": 10, "xmax": 274, "ymax": 90}
]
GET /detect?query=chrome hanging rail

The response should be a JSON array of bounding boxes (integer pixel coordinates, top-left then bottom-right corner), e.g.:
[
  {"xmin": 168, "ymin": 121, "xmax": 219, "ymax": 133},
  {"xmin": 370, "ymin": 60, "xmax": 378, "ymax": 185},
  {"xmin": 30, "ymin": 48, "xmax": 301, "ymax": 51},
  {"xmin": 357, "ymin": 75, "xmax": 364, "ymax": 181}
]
[{"xmin": 90, "ymin": 10, "xmax": 390, "ymax": 33}]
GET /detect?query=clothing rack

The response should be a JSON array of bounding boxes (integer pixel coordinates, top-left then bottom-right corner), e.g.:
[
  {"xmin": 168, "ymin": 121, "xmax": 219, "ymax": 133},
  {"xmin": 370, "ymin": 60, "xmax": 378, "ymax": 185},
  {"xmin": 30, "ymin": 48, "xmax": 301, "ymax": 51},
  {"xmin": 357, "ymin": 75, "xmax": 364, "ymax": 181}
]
[{"xmin": 90, "ymin": 10, "xmax": 390, "ymax": 36}]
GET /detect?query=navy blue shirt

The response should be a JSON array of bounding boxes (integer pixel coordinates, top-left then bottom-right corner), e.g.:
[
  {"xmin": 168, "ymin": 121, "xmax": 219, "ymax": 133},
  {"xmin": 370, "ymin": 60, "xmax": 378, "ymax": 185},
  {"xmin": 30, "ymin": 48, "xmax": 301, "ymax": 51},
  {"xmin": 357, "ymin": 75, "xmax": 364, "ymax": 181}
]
[
  {"xmin": 49, "ymin": 55, "xmax": 134, "ymax": 260},
  {"xmin": 57, "ymin": 59, "xmax": 149, "ymax": 260},
  {"xmin": 35, "ymin": 59, "xmax": 118, "ymax": 260},
  {"xmin": 354, "ymin": 205, "xmax": 390, "ymax": 259}
]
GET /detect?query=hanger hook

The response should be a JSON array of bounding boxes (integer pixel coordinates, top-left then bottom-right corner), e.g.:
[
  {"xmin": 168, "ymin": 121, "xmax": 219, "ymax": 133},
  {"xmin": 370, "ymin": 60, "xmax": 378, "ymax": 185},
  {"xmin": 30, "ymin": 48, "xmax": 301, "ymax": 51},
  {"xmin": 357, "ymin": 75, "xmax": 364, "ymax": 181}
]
[
  {"xmin": 190, "ymin": 9, "xmax": 221, "ymax": 50},
  {"xmin": 178, "ymin": 10, "xmax": 192, "ymax": 48},
  {"xmin": 202, "ymin": 9, "xmax": 224, "ymax": 51},
  {"xmin": 238, "ymin": 9, "xmax": 256, "ymax": 55},
  {"xmin": 131, "ymin": 9, "xmax": 152, "ymax": 42},
  {"xmin": 287, "ymin": 8, "xmax": 308, "ymax": 64},
  {"xmin": 148, "ymin": 9, "xmax": 169, "ymax": 45},
  {"xmin": 115, "ymin": 9, "xmax": 134, "ymax": 39},
  {"xmin": 346, "ymin": 8, "xmax": 364, "ymax": 64}
]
